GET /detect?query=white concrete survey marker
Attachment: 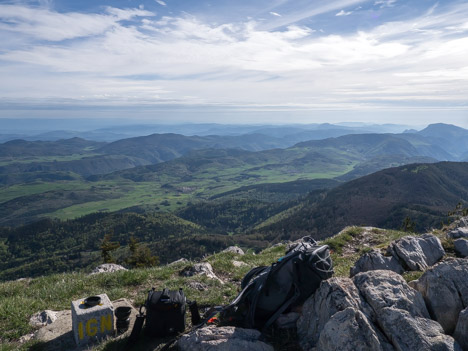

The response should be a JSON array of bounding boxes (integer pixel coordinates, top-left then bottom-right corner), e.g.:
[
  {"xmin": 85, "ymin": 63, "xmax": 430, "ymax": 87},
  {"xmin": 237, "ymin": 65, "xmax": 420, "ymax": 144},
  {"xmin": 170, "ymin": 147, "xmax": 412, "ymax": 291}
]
[{"xmin": 71, "ymin": 293, "xmax": 114, "ymax": 346}]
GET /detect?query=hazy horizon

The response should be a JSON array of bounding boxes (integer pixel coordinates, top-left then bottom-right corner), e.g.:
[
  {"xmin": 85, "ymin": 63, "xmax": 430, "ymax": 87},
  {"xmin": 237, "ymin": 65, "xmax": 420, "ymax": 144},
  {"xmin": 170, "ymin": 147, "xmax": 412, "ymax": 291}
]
[{"xmin": 1, "ymin": 0, "xmax": 467, "ymax": 126}]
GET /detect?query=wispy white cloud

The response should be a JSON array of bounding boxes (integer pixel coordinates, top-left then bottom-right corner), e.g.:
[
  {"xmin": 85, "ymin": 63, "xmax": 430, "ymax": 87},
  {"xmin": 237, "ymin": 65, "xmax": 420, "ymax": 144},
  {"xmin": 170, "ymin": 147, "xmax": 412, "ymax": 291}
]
[
  {"xmin": 0, "ymin": 4, "xmax": 154, "ymax": 41},
  {"xmin": 374, "ymin": 0, "xmax": 397, "ymax": 8},
  {"xmin": 336, "ymin": 10, "xmax": 353, "ymax": 16},
  {"xmin": 259, "ymin": 0, "xmax": 368, "ymax": 30},
  {"xmin": 0, "ymin": 1, "xmax": 467, "ymax": 117}
]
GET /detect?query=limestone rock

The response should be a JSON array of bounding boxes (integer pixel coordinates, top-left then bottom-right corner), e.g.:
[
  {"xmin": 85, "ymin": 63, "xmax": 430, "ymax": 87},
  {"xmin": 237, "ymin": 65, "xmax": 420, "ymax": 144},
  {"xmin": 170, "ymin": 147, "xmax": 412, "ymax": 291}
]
[
  {"xmin": 222, "ymin": 246, "xmax": 245, "ymax": 255},
  {"xmin": 187, "ymin": 281, "xmax": 208, "ymax": 291},
  {"xmin": 387, "ymin": 234, "xmax": 445, "ymax": 271},
  {"xmin": 30, "ymin": 310, "xmax": 58, "ymax": 327},
  {"xmin": 409, "ymin": 259, "xmax": 468, "ymax": 334},
  {"xmin": 316, "ymin": 307, "xmax": 388, "ymax": 351},
  {"xmin": 378, "ymin": 307, "xmax": 461, "ymax": 351},
  {"xmin": 179, "ymin": 262, "xmax": 224, "ymax": 284},
  {"xmin": 350, "ymin": 250, "xmax": 404, "ymax": 277},
  {"xmin": 454, "ymin": 308, "xmax": 468, "ymax": 350},
  {"xmin": 297, "ymin": 277, "xmax": 374, "ymax": 350},
  {"xmin": 232, "ymin": 260, "xmax": 248, "ymax": 267},
  {"xmin": 177, "ymin": 326, "xmax": 273, "ymax": 351},
  {"xmin": 454, "ymin": 239, "xmax": 468, "ymax": 258},
  {"xmin": 90, "ymin": 263, "xmax": 127, "ymax": 275},
  {"xmin": 353, "ymin": 270, "xmax": 430, "ymax": 319},
  {"xmin": 448, "ymin": 227, "xmax": 468, "ymax": 239},
  {"xmin": 453, "ymin": 216, "xmax": 468, "ymax": 229}
]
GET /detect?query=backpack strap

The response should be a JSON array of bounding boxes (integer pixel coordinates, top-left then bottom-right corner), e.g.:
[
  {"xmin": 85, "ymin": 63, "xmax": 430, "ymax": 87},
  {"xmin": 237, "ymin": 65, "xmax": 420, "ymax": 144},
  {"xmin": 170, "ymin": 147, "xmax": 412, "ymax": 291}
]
[
  {"xmin": 241, "ymin": 266, "xmax": 267, "ymax": 289},
  {"xmin": 261, "ymin": 259, "xmax": 301, "ymax": 332},
  {"xmin": 126, "ymin": 305, "xmax": 146, "ymax": 345}
]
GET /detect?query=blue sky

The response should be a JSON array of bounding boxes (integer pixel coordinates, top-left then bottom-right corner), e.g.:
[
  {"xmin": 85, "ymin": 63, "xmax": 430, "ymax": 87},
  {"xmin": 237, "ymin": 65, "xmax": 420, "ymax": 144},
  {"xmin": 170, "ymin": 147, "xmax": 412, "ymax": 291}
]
[{"xmin": 0, "ymin": 0, "xmax": 467, "ymax": 126}]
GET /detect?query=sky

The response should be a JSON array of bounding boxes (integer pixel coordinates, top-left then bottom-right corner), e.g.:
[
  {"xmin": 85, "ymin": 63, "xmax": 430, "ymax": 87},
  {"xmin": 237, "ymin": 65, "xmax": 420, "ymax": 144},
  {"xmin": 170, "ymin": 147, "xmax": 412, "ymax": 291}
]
[{"xmin": 0, "ymin": 0, "xmax": 467, "ymax": 127}]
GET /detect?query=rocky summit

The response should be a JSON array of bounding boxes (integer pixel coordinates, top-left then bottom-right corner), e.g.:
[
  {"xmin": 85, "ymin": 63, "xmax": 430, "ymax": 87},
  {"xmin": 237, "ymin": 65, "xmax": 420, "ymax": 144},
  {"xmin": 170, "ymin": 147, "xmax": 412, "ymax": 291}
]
[{"xmin": 5, "ymin": 218, "xmax": 468, "ymax": 350}]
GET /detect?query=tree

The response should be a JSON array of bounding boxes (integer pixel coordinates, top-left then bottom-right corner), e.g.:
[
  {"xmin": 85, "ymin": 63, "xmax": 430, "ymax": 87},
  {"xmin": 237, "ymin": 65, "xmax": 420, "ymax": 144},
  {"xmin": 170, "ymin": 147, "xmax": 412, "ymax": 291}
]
[
  {"xmin": 125, "ymin": 236, "xmax": 159, "ymax": 268},
  {"xmin": 101, "ymin": 234, "xmax": 120, "ymax": 263},
  {"xmin": 401, "ymin": 216, "xmax": 416, "ymax": 233}
]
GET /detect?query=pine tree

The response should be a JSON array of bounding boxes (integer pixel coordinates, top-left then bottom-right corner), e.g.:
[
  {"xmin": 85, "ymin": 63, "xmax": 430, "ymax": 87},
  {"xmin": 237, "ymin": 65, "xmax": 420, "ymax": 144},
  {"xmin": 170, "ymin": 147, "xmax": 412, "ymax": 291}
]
[
  {"xmin": 125, "ymin": 236, "xmax": 159, "ymax": 268},
  {"xmin": 401, "ymin": 216, "xmax": 416, "ymax": 233},
  {"xmin": 101, "ymin": 234, "xmax": 120, "ymax": 263}
]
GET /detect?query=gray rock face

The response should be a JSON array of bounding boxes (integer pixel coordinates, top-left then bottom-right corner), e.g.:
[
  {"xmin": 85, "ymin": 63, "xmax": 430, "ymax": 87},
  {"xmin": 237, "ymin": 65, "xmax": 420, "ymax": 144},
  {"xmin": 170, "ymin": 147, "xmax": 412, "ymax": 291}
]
[
  {"xmin": 179, "ymin": 262, "xmax": 224, "ymax": 284},
  {"xmin": 387, "ymin": 234, "xmax": 445, "ymax": 271},
  {"xmin": 90, "ymin": 263, "xmax": 127, "ymax": 275},
  {"xmin": 353, "ymin": 270, "xmax": 430, "ymax": 319},
  {"xmin": 297, "ymin": 278, "xmax": 367, "ymax": 349},
  {"xmin": 222, "ymin": 246, "xmax": 245, "ymax": 255},
  {"xmin": 350, "ymin": 250, "xmax": 404, "ymax": 277},
  {"xmin": 317, "ymin": 307, "xmax": 386, "ymax": 351},
  {"xmin": 378, "ymin": 307, "xmax": 461, "ymax": 351},
  {"xmin": 410, "ymin": 259, "xmax": 468, "ymax": 334},
  {"xmin": 454, "ymin": 308, "xmax": 468, "ymax": 351},
  {"xmin": 454, "ymin": 239, "xmax": 468, "ymax": 258},
  {"xmin": 177, "ymin": 326, "xmax": 273, "ymax": 351},
  {"xmin": 448, "ymin": 227, "xmax": 468, "ymax": 239}
]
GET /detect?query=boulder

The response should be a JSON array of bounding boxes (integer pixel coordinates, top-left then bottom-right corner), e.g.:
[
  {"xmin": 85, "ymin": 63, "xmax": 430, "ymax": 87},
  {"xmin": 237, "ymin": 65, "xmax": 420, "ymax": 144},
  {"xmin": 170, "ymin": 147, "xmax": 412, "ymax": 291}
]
[
  {"xmin": 90, "ymin": 263, "xmax": 127, "ymax": 275},
  {"xmin": 409, "ymin": 259, "xmax": 468, "ymax": 334},
  {"xmin": 30, "ymin": 310, "xmax": 58, "ymax": 327},
  {"xmin": 316, "ymin": 307, "xmax": 390, "ymax": 351},
  {"xmin": 453, "ymin": 216, "xmax": 468, "ymax": 228},
  {"xmin": 222, "ymin": 246, "xmax": 245, "ymax": 255},
  {"xmin": 453, "ymin": 308, "xmax": 468, "ymax": 350},
  {"xmin": 387, "ymin": 234, "xmax": 445, "ymax": 271},
  {"xmin": 177, "ymin": 326, "xmax": 274, "ymax": 351},
  {"xmin": 377, "ymin": 307, "xmax": 461, "ymax": 351},
  {"xmin": 454, "ymin": 239, "xmax": 468, "ymax": 258},
  {"xmin": 297, "ymin": 277, "xmax": 375, "ymax": 350},
  {"xmin": 179, "ymin": 262, "xmax": 224, "ymax": 284},
  {"xmin": 353, "ymin": 270, "xmax": 430, "ymax": 319},
  {"xmin": 448, "ymin": 227, "xmax": 468, "ymax": 239},
  {"xmin": 350, "ymin": 250, "xmax": 404, "ymax": 277}
]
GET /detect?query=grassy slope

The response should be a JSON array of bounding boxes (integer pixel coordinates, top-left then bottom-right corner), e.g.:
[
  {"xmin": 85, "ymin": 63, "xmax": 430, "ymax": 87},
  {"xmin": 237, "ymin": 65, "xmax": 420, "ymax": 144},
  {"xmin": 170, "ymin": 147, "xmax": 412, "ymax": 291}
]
[
  {"xmin": 0, "ymin": 226, "xmax": 456, "ymax": 350},
  {"xmin": 1, "ymin": 133, "xmax": 441, "ymax": 226}
]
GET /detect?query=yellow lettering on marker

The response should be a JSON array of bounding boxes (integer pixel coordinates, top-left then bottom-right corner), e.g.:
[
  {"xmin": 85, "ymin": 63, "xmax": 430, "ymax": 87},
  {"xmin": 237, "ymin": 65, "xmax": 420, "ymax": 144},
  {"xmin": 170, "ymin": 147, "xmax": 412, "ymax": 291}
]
[
  {"xmin": 78, "ymin": 322, "xmax": 84, "ymax": 340},
  {"xmin": 86, "ymin": 318, "xmax": 98, "ymax": 336},
  {"xmin": 101, "ymin": 314, "xmax": 112, "ymax": 333}
]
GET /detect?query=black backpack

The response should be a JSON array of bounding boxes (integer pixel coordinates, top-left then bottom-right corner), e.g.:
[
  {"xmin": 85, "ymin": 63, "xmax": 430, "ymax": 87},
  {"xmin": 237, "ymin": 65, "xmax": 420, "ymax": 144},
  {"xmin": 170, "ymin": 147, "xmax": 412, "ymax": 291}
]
[
  {"xmin": 220, "ymin": 237, "xmax": 333, "ymax": 331},
  {"xmin": 145, "ymin": 288, "xmax": 186, "ymax": 337}
]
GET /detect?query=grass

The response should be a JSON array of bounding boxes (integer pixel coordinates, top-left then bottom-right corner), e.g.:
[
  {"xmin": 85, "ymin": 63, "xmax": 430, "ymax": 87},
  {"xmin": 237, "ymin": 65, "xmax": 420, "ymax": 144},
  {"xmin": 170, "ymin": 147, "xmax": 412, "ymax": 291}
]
[
  {"xmin": 1, "ymin": 146, "xmax": 363, "ymax": 224},
  {"xmin": 2, "ymin": 226, "xmax": 453, "ymax": 350},
  {"xmin": 0, "ymin": 245, "xmax": 288, "ymax": 350}
]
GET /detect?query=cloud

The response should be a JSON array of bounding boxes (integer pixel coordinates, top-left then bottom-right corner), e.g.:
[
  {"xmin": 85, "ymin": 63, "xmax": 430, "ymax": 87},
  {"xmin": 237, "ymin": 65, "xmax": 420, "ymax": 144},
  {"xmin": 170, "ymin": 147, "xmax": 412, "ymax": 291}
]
[
  {"xmin": 0, "ymin": 1, "xmax": 467, "ymax": 116},
  {"xmin": 336, "ymin": 10, "xmax": 353, "ymax": 16},
  {"xmin": 270, "ymin": 12, "xmax": 281, "ymax": 17},
  {"xmin": 259, "ymin": 0, "xmax": 368, "ymax": 29},
  {"xmin": 374, "ymin": 0, "xmax": 397, "ymax": 8},
  {"xmin": 0, "ymin": 4, "xmax": 154, "ymax": 41},
  {"xmin": 155, "ymin": 0, "xmax": 167, "ymax": 6}
]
